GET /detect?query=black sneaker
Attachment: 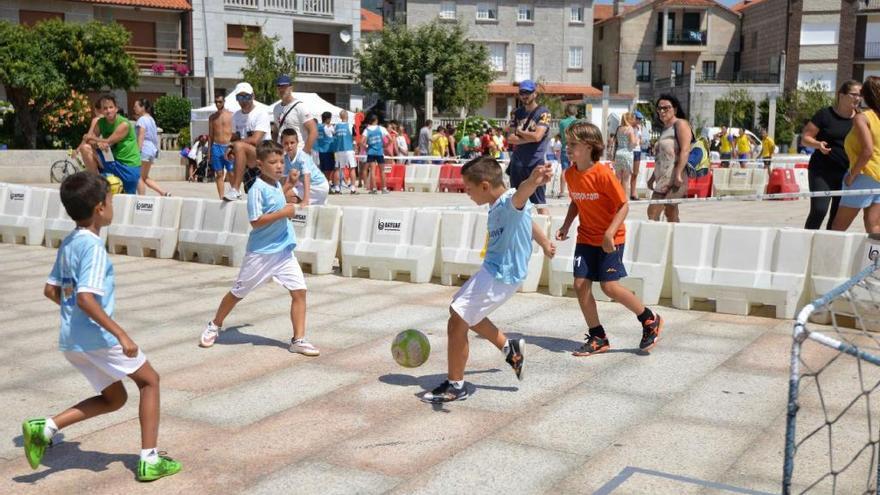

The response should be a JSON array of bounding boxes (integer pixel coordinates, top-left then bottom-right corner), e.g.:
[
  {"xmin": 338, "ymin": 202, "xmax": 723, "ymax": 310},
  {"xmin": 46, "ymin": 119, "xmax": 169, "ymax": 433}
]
[
  {"xmin": 573, "ymin": 334, "xmax": 611, "ymax": 357},
  {"xmin": 640, "ymin": 313, "xmax": 663, "ymax": 351},
  {"xmin": 421, "ymin": 380, "xmax": 469, "ymax": 403},
  {"xmin": 505, "ymin": 338, "xmax": 525, "ymax": 380}
]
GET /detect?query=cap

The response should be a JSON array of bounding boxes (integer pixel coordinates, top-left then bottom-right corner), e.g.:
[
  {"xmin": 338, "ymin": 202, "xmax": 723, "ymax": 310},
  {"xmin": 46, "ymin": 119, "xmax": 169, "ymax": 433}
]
[
  {"xmin": 275, "ymin": 75, "xmax": 292, "ymax": 86},
  {"xmin": 634, "ymin": 110, "xmax": 645, "ymax": 120},
  {"xmin": 234, "ymin": 82, "xmax": 254, "ymax": 95},
  {"xmin": 519, "ymin": 80, "xmax": 537, "ymax": 93}
]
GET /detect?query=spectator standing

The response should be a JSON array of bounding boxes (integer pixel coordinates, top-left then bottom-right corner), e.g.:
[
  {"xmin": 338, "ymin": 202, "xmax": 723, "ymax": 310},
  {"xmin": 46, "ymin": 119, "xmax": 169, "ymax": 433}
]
[
  {"xmin": 735, "ymin": 130, "xmax": 751, "ymax": 166},
  {"xmin": 833, "ymin": 78, "xmax": 879, "ymax": 232},
  {"xmin": 207, "ymin": 96, "xmax": 234, "ymax": 198},
  {"xmin": 132, "ymin": 99, "xmax": 168, "ymax": 197},
  {"xmin": 558, "ymin": 105, "xmax": 578, "ymax": 199},
  {"xmin": 384, "ymin": 121, "xmax": 400, "ymax": 164},
  {"xmin": 315, "ymin": 111, "xmax": 338, "ymax": 193},
  {"xmin": 362, "ymin": 115, "xmax": 390, "ymax": 193},
  {"xmin": 629, "ymin": 111, "xmax": 645, "ymax": 200},
  {"xmin": 802, "ymin": 80, "xmax": 863, "ymax": 230},
  {"xmin": 418, "ymin": 119, "xmax": 433, "ymax": 157},
  {"xmin": 229, "ymin": 83, "xmax": 272, "ymax": 199},
  {"xmin": 716, "ymin": 125, "xmax": 733, "ymax": 167},
  {"xmin": 506, "ymin": 79, "xmax": 552, "ymax": 215},
  {"xmin": 431, "ymin": 127, "xmax": 449, "ymax": 158},
  {"xmin": 760, "ymin": 129, "xmax": 775, "ymax": 169},
  {"xmin": 611, "ymin": 112, "xmax": 637, "ymax": 199},
  {"xmin": 647, "ymin": 94, "xmax": 691, "ymax": 223},
  {"xmin": 334, "ymin": 110, "xmax": 358, "ymax": 194},
  {"xmin": 273, "ymin": 75, "xmax": 317, "ymax": 155},
  {"xmin": 446, "ymin": 124, "xmax": 457, "ymax": 158}
]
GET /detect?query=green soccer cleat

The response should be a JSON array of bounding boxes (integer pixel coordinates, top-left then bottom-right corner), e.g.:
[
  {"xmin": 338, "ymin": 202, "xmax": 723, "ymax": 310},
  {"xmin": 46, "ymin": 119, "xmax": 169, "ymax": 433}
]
[
  {"xmin": 21, "ymin": 418, "xmax": 48, "ymax": 470},
  {"xmin": 137, "ymin": 453, "xmax": 182, "ymax": 482}
]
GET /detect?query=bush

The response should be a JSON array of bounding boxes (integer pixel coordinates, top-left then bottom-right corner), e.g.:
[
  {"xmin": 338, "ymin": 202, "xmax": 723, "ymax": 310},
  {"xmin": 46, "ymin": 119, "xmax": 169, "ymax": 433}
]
[
  {"xmin": 39, "ymin": 90, "xmax": 92, "ymax": 149},
  {"xmin": 177, "ymin": 126, "xmax": 190, "ymax": 150},
  {"xmin": 154, "ymin": 95, "xmax": 191, "ymax": 134}
]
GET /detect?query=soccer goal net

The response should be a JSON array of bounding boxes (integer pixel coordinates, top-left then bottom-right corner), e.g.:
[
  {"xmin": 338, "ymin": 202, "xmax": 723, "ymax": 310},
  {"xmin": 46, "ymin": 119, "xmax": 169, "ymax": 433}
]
[{"xmin": 784, "ymin": 262, "xmax": 880, "ymax": 494}]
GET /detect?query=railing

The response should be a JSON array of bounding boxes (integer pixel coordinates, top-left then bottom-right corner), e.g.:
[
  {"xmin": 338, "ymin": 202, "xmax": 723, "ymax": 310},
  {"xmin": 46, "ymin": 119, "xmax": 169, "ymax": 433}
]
[
  {"xmin": 223, "ymin": 0, "xmax": 333, "ymax": 17},
  {"xmin": 860, "ymin": 0, "xmax": 880, "ymax": 10},
  {"xmin": 657, "ymin": 30, "xmax": 707, "ymax": 47},
  {"xmin": 125, "ymin": 46, "xmax": 189, "ymax": 75},
  {"xmin": 295, "ymin": 54, "xmax": 356, "ymax": 79},
  {"xmin": 866, "ymin": 41, "xmax": 880, "ymax": 59},
  {"xmin": 695, "ymin": 71, "xmax": 780, "ymax": 84}
]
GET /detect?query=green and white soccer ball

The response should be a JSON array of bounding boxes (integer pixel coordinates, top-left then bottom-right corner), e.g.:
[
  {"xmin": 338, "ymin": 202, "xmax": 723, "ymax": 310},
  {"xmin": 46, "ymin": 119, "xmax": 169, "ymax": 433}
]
[{"xmin": 391, "ymin": 329, "xmax": 430, "ymax": 368}]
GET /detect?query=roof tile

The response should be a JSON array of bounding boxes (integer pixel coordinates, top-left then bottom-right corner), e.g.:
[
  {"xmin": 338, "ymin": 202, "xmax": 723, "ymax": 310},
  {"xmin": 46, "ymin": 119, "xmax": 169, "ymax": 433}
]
[{"xmin": 71, "ymin": 0, "xmax": 192, "ymax": 11}]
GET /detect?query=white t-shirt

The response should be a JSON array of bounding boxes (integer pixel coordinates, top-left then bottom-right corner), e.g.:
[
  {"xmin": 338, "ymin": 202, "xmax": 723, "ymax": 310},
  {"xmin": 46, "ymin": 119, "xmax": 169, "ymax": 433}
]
[
  {"xmin": 233, "ymin": 108, "xmax": 271, "ymax": 142},
  {"xmin": 273, "ymin": 99, "xmax": 315, "ymax": 146}
]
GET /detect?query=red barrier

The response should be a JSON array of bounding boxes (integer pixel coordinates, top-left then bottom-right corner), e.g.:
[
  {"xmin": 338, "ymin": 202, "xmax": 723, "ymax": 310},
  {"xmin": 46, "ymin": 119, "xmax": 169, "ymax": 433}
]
[
  {"xmin": 384, "ymin": 164, "xmax": 406, "ymax": 191},
  {"xmin": 794, "ymin": 162, "xmax": 808, "ymax": 169},
  {"xmin": 766, "ymin": 168, "xmax": 799, "ymax": 199},
  {"xmin": 439, "ymin": 163, "xmax": 465, "ymax": 193},
  {"xmin": 687, "ymin": 172, "xmax": 713, "ymax": 198}
]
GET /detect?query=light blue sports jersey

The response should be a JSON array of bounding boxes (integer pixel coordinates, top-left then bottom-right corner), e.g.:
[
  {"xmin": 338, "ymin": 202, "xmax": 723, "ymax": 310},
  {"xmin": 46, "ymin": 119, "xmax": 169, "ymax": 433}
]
[
  {"xmin": 334, "ymin": 122, "xmax": 354, "ymax": 152},
  {"xmin": 483, "ymin": 189, "xmax": 533, "ymax": 285},
  {"xmin": 246, "ymin": 177, "xmax": 297, "ymax": 254},
  {"xmin": 48, "ymin": 229, "xmax": 119, "ymax": 352},
  {"xmin": 366, "ymin": 126, "xmax": 384, "ymax": 156},
  {"xmin": 316, "ymin": 124, "xmax": 335, "ymax": 153},
  {"xmin": 284, "ymin": 151, "xmax": 328, "ymax": 187}
]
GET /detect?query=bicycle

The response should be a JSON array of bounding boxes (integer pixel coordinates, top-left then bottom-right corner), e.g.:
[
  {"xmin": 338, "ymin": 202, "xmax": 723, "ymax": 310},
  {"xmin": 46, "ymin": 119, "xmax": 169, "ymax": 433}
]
[{"xmin": 50, "ymin": 149, "xmax": 85, "ymax": 183}]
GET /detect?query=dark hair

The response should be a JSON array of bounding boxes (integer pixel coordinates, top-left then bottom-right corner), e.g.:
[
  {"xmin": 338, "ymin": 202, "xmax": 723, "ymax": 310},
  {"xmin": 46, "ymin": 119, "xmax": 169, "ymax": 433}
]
[
  {"xmin": 461, "ymin": 156, "xmax": 504, "ymax": 187},
  {"xmin": 425, "ymin": 119, "xmax": 433, "ymax": 127},
  {"xmin": 862, "ymin": 77, "xmax": 880, "ymax": 114},
  {"xmin": 280, "ymin": 128, "xmax": 299, "ymax": 139},
  {"xmin": 60, "ymin": 172, "xmax": 109, "ymax": 222},
  {"xmin": 97, "ymin": 94, "xmax": 117, "ymax": 108},
  {"xmin": 565, "ymin": 104, "xmax": 578, "ymax": 116},
  {"xmin": 136, "ymin": 98, "xmax": 154, "ymax": 116},
  {"xmin": 256, "ymin": 140, "xmax": 284, "ymax": 160},
  {"xmin": 369, "ymin": 114, "xmax": 379, "ymax": 124},
  {"xmin": 839, "ymin": 80, "xmax": 863, "ymax": 96},
  {"xmin": 321, "ymin": 111, "xmax": 332, "ymax": 122},
  {"xmin": 565, "ymin": 121, "xmax": 605, "ymax": 162},
  {"xmin": 656, "ymin": 93, "xmax": 687, "ymax": 119}
]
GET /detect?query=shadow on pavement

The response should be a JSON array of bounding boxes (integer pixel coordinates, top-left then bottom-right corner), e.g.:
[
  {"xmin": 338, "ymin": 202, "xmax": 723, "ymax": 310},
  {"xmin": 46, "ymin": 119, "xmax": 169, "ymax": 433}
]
[
  {"xmin": 12, "ymin": 440, "xmax": 139, "ymax": 484},
  {"xmin": 214, "ymin": 324, "xmax": 289, "ymax": 350}
]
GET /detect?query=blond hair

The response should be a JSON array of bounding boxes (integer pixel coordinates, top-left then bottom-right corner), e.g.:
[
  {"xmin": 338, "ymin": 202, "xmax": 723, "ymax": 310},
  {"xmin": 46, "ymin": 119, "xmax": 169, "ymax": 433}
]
[
  {"xmin": 620, "ymin": 112, "xmax": 636, "ymax": 127},
  {"xmin": 565, "ymin": 121, "xmax": 604, "ymax": 162}
]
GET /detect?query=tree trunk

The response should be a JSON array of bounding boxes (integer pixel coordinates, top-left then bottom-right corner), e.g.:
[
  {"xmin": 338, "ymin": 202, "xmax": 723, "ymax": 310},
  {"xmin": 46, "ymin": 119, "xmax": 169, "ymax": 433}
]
[{"xmin": 7, "ymin": 88, "xmax": 39, "ymax": 149}]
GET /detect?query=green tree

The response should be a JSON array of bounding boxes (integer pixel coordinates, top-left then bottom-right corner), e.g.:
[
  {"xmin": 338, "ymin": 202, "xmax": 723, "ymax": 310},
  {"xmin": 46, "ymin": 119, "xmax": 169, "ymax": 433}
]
[
  {"xmin": 154, "ymin": 95, "xmax": 192, "ymax": 134},
  {"xmin": 355, "ymin": 22, "xmax": 493, "ymax": 125},
  {"xmin": 758, "ymin": 82, "xmax": 833, "ymax": 150},
  {"xmin": 714, "ymin": 89, "xmax": 755, "ymax": 129},
  {"xmin": 0, "ymin": 19, "xmax": 137, "ymax": 148},
  {"xmin": 240, "ymin": 30, "xmax": 298, "ymax": 103}
]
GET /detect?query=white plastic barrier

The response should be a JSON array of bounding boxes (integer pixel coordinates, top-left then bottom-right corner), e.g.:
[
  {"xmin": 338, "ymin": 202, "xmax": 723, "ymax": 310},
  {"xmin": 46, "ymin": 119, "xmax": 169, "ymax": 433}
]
[
  {"xmin": 177, "ymin": 198, "xmax": 250, "ymax": 266},
  {"xmin": 547, "ymin": 218, "xmax": 671, "ymax": 304},
  {"xmin": 292, "ymin": 205, "xmax": 342, "ymax": 275},
  {"xmin": 635, "ymin": 168, "xmax": 650, "ymax": 198},
  {"xmin": 793, "ymin": 168, "xmax": 809, "ymax": 194},
  {"xmin": 807, "ymin": 231, "xmax": 873, "ymax": 325},
  {"xmin": 405, "ymin": 165, "xmax": 442, "ymax": 192},
  {"xmin": 712, "ymin": 168, "xmax": 768, "ymax": 197},
  {"xmin": 0, "ymin": 184, "xmax": 49, "ymax": 246},
  {"xmin": 340, "ymin": 206, "xmax": 441, "ymax": 283},
  {"xmin": 108, "ymin": 195, "xmax": 182, "ymax": 259},
  {"xmin": 438, "ymin": 211, "xmax": 547, "ymax": 292},
  {"xmin": 44, "ymin": 189, "xmax": 107, "ymax": 248},
  {"xmin": 671, "ymin": 224, "xmax": 813, "ymax": 319}
]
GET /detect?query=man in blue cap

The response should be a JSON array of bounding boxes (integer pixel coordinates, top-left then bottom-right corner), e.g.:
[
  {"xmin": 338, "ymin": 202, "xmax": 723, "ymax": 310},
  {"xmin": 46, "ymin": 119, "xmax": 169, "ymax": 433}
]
[
  {"xmin": 506, "ymin": 79, "xmax": 552, "ymax": 214},
  {"xmin": 273, "ymin": 74, "xmax": 317, "ymax": 157}
]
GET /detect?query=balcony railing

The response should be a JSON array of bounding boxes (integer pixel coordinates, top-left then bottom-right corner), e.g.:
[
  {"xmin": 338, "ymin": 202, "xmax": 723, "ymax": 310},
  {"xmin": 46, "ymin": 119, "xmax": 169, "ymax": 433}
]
[
  {"xmin": 861, "ymin": 0, "xmax": 880, "ymax": 10},
  {"xmin": 224, "ymin": 0, "xmax": 333, "ymax": 17},
  {"xmin": 296, "ymin": 54, "xmax": 356, "ymax": 80},
  {"xmin": 125, "ymin": 46, "xmax": 189, "ymax": 76},
  {"xmin": 654, "ymin": 71, "xmax": 779, "ymax": 87},
  {"xmin": 866, "ymin": 42, "xmax": 880, "ymax": 59},
  {"xmin": 657, "ymin": 30, "xmax": 707, "ymax": 47}
]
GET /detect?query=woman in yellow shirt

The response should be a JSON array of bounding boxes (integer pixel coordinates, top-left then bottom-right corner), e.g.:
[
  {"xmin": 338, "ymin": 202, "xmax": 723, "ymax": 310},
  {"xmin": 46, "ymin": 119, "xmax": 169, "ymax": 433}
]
[
  {"xmin": 832, "ymin": 77, "xmax": 880, "ymax": 233},
  {"xmin": 735, "ymin": 130, "xmax": 751, "ymax": 166}
]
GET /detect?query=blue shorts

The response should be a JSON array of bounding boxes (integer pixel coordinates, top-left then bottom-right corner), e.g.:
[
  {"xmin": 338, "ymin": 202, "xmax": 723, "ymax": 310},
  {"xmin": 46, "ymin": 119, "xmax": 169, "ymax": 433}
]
[
  {"xmin": 211, "ymin": 143, "xmax": 233, "ymax": 172},
  {"xmin": 632, "ymin": 150, "xmax": 641, "ymax": 164},
  {"xmin": 98, "ymin": 155, "xmax": 140, "ymax": 194},
  {"xmin": 509, "ymin": 163, "xmax": 546, "ymax": 205},
  {"xmin": 840, "ymin": 172, "xmax": 880, "ymax": 209},
  {"xmin": 573, "ymin": 243, "xmax": 627, "ymax": 282},
  {"xmin": 366, "ymin": 154, "xmax": 384, "ymax": 164},
  {"xmin": 319, "ymin": 152, "xmax": 336, "ymax": 172}
]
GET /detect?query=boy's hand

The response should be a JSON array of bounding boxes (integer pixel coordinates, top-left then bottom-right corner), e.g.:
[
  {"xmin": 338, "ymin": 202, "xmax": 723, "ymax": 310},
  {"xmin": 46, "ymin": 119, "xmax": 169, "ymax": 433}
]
[
  {"xmin": 602, "ymin": 234, "xmax": 615, "ymax": 254},
  {"xmin": 528, "ymin": 164, "xmax": 553, "ymax": 186},
  {"xmin": 555, "ymin": 227, "xmax": 569, "ymax": 241},
  {"xmin": 281, "ymin": 203, "xmax": 296, "ymax": 218},
  {"xmin": 541, "ymin": 240, "xmax": 556, "ymax": 258},
  {"xmin": 119, "ymin": 335, "xmax": 139, "ymax": 357}
]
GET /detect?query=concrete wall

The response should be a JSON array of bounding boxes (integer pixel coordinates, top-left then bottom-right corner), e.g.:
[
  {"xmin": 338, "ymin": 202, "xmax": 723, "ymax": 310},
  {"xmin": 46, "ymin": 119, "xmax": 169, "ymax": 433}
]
[{"xmin": 0, "ymin": 151, "xmax": 185, "ymax": 183}]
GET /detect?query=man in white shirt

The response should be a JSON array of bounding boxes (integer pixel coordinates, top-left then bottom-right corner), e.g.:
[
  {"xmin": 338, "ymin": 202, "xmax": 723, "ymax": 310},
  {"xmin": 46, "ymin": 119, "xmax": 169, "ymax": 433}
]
[
  {"xmin": 273, "ymin": 74, "xmax": 317, "ymax": 155},
  {"xmin": 227, "ymin": 82, "xmax": 271, "ymax": 200}
]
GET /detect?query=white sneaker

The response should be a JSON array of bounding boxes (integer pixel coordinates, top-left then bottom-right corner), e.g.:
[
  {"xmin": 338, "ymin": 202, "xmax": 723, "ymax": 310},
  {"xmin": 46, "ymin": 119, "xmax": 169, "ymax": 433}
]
[
  {"xmin": 350, "ymin": 185, "xmax": 357, "ymax": 194},
  {"xmin": 199, "ymin": 321, "xmax": 221, "ymax": 348},
  {"xmin": 223, "ymin": 188, "xmax": 240, "ymax": 202},
  {"xmin": 289, "ymin": 338, "xmax": 320, "ymax": 356}
]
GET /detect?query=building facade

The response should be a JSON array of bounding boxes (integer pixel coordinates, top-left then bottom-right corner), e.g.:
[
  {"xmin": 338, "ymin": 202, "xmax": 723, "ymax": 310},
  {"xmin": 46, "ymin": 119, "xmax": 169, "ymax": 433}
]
[
  {"xmin": 854, "ymin": 0, "xmax": 880, "ymax": 82},
  {"xmin": 188, "ymin": 0, "xmax": 362, "ymax": 109},
  {"xmin": 405, "ymin": 0, "xmax": 598, "ymax": 119}
]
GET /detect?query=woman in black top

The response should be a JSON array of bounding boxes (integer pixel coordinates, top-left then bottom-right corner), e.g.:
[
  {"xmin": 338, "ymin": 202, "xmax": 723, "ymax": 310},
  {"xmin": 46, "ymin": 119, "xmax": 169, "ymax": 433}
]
[{"xmin": 802, "ymin": 80, "xmax": 863, "ymax": 229}]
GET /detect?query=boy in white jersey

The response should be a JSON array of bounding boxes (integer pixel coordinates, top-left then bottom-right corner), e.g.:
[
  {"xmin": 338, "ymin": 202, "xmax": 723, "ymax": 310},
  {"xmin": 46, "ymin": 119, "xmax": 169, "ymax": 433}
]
[
  {"xmin": 22, "ymin": 172, "xmax": 181, "ymax": 481},
  {"xmin": 422, "ymin": 156, "xmax": 554, "ymax": 403},
  {"xmin": 280, "ymin": 128, "xmax": 329, "ymax": 205},
  {"xmin": 199, "ymin": 141, "xmax": 320, "ymax": 356}
]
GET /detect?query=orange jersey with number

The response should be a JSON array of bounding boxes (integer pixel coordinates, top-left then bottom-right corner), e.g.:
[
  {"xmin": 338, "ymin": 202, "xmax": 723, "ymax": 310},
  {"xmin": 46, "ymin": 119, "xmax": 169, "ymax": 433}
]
[{"xmin": 564, "ymin": 163, "xmax": 627, "ymax": 246}]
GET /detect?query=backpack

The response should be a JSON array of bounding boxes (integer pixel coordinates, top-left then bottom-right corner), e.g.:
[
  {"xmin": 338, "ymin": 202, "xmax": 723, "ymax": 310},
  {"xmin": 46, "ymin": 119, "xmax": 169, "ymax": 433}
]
[{"xmin": 674, "ymin": 121, "xmax": 710, "ymax": 178}]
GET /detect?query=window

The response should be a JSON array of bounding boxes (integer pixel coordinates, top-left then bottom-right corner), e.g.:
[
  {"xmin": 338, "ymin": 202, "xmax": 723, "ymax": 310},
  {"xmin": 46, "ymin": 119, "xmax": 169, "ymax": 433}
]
[
  {"xmin": 477, "ymin": 2, "xmax": 498, "ymax": 21},
  {"xmin": 702, "ymin": 60, "xmax": 716, "ymax": 80},
  {"xmin": 636, "ymin": 60, "xmax": 651, "ymax": 82},
  {"xmin": 517, "ymin": 4, "xmax": 533, "ymax": 22},
  {"xmin": 568, "ymin": 47, "xmax": 583, "ymax": 69},
  {"xmin": 596, "ymin": 64, "xmax": 603, "ymax": 85},
  {"xmin": 570, "ymin": 4, "xmax": 584, "ymax": 23},
  {"xmin": 19, "ymin": 10, "xmax": 63, "ymax": 27},
  {"xmin": 439, "ymin": 1, "xmax": 456, "ymax": 20},
  {"xmin": 769, "ymin": 54, "xmax": 780, "ymax": 76},
  {"xmin": 227, "ymin": 24, "xmax": 260, "ymax": 52},
  {"xmin": 800, "ymin": 23, "xmax": 838, "ymax": 45},
  {"xmin": 671, "ymin": 60, "xmax": 684, "ymax": 77},
  {"xmin": 515, "ymin": 44, "xmax": 533, "ymax": 82},
  {"xmin": 487, "ymin": 43, "xmax": 507, "ymax": 72},
  {"xmin": 798, "ymin": 69, "xmax": 837, "ymax": 91}
]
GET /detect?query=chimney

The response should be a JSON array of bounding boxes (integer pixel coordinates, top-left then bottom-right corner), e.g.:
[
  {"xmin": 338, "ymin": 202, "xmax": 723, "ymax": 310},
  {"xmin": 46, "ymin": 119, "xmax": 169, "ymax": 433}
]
[{"xmin": 613, "ymin": 0, "xmax": 621, "ymax": 16}]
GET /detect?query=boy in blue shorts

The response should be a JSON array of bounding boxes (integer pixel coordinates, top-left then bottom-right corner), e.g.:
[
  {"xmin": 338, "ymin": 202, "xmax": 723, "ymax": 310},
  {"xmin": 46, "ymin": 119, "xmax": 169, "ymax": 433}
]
[
  {"xmin": 422, "ymin": 156, "xmax": 553, "ymax": 403},
  {"xmin": 199, "ymin": 141, "xmax": 320, "ymax": 357},
  {"xmin": 77, "ymin": 95, "xmax": 142, "ymax": 194},
  {"xmin": 22, "ymin": 172, "xmax": 180, "ymax": 481}
]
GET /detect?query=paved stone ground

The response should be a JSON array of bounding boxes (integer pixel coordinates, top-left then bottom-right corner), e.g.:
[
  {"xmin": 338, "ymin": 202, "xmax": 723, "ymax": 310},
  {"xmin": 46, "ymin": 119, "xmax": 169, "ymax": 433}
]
[{"xmin": 0, "ymin": 183, "xmax": 872, "ymax": 494}]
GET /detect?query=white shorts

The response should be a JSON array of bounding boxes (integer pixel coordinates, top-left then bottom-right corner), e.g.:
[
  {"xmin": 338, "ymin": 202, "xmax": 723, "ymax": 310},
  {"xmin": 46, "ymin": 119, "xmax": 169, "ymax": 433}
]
[
  {"xmin": 231, "ymin": 249, "xmax": 306, "ymax": 298},
  {"xmin": 450, "ymin": 267, "xmax": 520, "ymax": 327},
  {"xmin": 336, "ymin": 150, "xmax": 357, "ymax": 168},
  {"xmin": 294, "ymin": 181, "xmax": 329, "ymax": 205},
  {"xmin": 64, "ymin": 346, "xmax": 147, "ymax": 393}
]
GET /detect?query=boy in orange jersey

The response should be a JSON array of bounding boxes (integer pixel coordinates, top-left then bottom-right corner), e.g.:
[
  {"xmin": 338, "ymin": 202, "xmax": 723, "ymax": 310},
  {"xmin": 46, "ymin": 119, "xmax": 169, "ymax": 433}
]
[{"xmin": 556, "ymin": 122, "xmax": 663, "ymax": 356}]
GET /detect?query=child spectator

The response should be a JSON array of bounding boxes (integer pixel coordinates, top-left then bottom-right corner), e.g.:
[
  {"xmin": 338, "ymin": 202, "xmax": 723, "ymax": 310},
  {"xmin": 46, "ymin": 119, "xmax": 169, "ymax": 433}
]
[{"xmin": 281, "ymin": 128, "xmax": 329, "ymax": 205}]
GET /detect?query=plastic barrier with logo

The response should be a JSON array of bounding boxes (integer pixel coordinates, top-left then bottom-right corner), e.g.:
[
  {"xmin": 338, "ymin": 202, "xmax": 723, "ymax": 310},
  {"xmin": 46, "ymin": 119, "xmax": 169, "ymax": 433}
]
[
  {"xmin": 177, "ymin": 198, "xmax": 250, "ymax": 266},
  {"xmin": 671, "ymin": 224, "xmax": 813, "ymax": 318},
  {"xmin": 405, "ymin": 164, "xmax": 442, "ymax": 193},
  {"xmin": 712, "ymin": 168, "xmax": 768, "ymax": 197},
  {"xmin": 44, "ymin": 189, "xmax": 107, "ymax": 248},
  {"xmin": 108, "ymin": 195, "xmax": 182, "ymax": 258},
  {"xmin": 291, "ymin": 205, "xmax": 342, "ymax": 275},
  {"xmin": 340, "ymin": 206, "xmax": 441, "ymax": 283},
  {"xmin": 0, "ymin": 184, "xmax": 49, "ymax": 246}
]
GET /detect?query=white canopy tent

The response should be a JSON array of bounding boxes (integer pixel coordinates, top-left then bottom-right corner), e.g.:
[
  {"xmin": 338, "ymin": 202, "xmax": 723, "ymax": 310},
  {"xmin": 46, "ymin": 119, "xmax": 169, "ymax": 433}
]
[{"xmin": 189, "ymin": 82, "xmax": 347, "ymax": 143}]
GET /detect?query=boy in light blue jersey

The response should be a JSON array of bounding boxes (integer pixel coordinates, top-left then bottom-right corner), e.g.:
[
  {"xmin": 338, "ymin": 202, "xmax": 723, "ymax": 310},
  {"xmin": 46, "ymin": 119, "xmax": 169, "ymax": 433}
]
[
  {"xmin": 200, "ymin": 141, "xmax": 320, "ymax": 356},
  {"xmin": 280, "ymin": 128, "xmax": 329, "ymax": 205},
  {"xmin": 361, "ymin": 114, "xmax": 389, "ymax": 194},
  {"xmin": 422, "ymin": 156, "xmax": 555, "ymax": 403},
  {"xmin": 334, "ymin": 110, "xmax": 357, "ymax": 193},
  {"xmin": 316, "ymin": 111, "xmax": 339, "ymax": 192},
  {"xmin": 22, "ymin": 172, "xmax": 181, "ymax": 481}
]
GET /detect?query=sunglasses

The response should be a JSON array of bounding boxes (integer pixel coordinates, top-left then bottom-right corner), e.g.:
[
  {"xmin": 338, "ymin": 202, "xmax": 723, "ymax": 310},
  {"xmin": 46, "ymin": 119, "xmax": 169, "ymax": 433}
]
[
  {"xmin": 847, "ymin": 93, "xmax": 862, "ymax": 98},
  {"xmin": 236, "ymin": 94, "xmax": 253, "ymax": 100},
  {"xmin": 657, "ymin": 105, "xmax": 673, "ymax": 112},
  {"xmin": 518, "ymin": 91, "xmax": 534, "ymax": 96}
]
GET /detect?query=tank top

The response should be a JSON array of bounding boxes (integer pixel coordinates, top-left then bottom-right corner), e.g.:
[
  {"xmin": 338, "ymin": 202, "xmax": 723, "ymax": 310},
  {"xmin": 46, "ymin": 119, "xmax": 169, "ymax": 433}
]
[
  {"xmin": 97, "ymin": 115, "xmax": 140, "ymax": 167},
  {"xmin": 366, "ymin": 126, "xmax": 384, "ymax": 156},
  {"xmin": 334, "ymin": 122, "xmax": 353, "ymax": 151},
  {"xmin": 844, "ymin": 109, "xmax": 880, "ymax": 182}
]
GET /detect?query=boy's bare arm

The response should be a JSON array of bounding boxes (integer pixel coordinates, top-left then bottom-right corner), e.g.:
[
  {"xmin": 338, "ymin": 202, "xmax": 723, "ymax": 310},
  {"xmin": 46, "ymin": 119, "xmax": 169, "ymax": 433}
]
[
  {"xmin": 44, "ymin": 283, "xmax": 61, "ymax": 306},
  {"xmin": 558, "ymin": 201, "xmax": 578, "ymax": 238},
  {"xmin": 76, "ymin": 292, "xmax": 138, "ymax": 356},
  {"xmin": 606, "ymin": 203, "xmax": 629, "ymax": 240},
  {"xmin": 532, "ymin": 221, "xmax": 556, "ymax": 258}
]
